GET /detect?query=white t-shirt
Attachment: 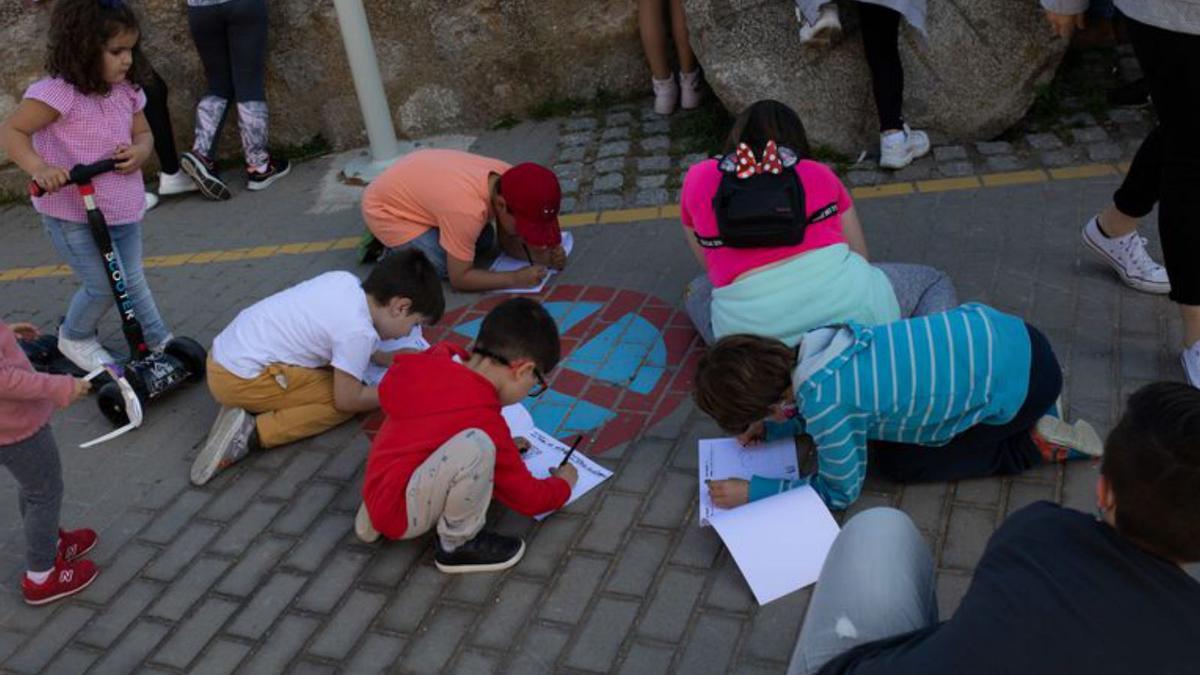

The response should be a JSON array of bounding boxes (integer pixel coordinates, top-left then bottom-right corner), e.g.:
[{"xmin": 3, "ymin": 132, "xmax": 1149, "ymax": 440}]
[{"xmin": 212, "ymin": 271, "xmax": 380, "ymax": 381}]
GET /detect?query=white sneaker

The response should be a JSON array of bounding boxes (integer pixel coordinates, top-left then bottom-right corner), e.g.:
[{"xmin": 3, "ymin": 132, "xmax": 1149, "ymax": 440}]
[
  {"xmin": 652, "ymin": 76, "xmax": 678, "ymax": 116},
  {"xmin": 879, "ymin": 124, "xmax": 930, "ymax": 169},
  {"xmin": 191, "ymin": 407, "xmax": 256, "ymax": 486},
  {"xmin": 1183, "ymin": 341, "xmax": 1200, "ymax": 389},
  {"xmin": 680, "ymin": 69, "xmax": 703, "ymax": 110},
  {"xmin": 797, "ymin": 4, "xmax": 842, "ymax": 46},
  {"xmin": 1035, "ymin": 415, "xmax": 1104, "ymax": 460},
  {"xmin": 355, "ymin": 502, "xmax": 380, "ymax": 543},
  {"xmin": 144, "ymin": 192, "xmax": 159, "ymax": 211},
  {"xmin": 55, "ymin": 327, "xmax": 116, "ymax": 372},
  {"xmin": 157, "ymin": 170, "xmax": 199, "ymax": 196},
  {"xmin": 1081, "ymin": 216, "xmax": 1170, "ymax": 295}
]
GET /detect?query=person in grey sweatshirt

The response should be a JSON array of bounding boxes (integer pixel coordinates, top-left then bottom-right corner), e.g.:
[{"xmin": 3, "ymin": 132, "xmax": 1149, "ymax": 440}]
[{"xmin": 1041, "ymin": 0, "xmax": 1200, "ymax": 390}]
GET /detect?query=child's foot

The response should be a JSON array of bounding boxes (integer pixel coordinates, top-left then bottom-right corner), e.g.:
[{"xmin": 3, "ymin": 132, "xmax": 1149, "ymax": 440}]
[
  {"xmin": 144, "ymin": 191, "xmax": 159, "ymax": 211},
  {"xmin": 1182, "ymin": 341, "xmax": 1200, "ymax": 389},
  {"xmin": 434, "ymin": 530, "xmax": 525, "ymax": 574},
  {"xmin": 22, "ymin": 558, "xmax": 98, "ymax": 606},
  {"xmin": 180, "ymin": 151, "xmax": 232, "ymax": 201},
  {"xmin": 246, "ymin": 157, "xmax": 291, "ymax": 192},
  {"xmin": 1081, "ymin": 216, "xmax": 1170, "ymax": 294},
  {"xmin": 1032, "ymin": 415, "xmax": 1104, "ymax": 462},
  {"xmin": 680, "ymin": 69, "xmax": 704, "ymax": 110},
  {"xmin": 797, "ymin": 4, "xmax": 842, "ymax": 46},
  {"xmin": 879, "ymin": 125, "xmax": 930, "ymax": 169},
  {"xmin": 157, "ymin": 170, "xmax": 199, "ymax": 196},
  {"xmin": 58, "ymin": 528, "xmax": 97, "ymax": 562},
  {"xmin": 191, "ymin": 407, "xmax": 257, "ymax": 486},
  {"xmin": 355, "ymin": 503, "xmax": 380, "ymax": 543},
  {"xmin": 55, "ymin": 326, "xmax": 115, "ymax": 373},
  {"xmin": 652, "ymin": 76, "xmax": 678, "ymax": 116}
]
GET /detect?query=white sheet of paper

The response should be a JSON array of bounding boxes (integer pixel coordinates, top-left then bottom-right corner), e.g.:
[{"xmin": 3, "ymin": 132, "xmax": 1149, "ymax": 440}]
[
  {"xmin": 487, "ymin": 231, "xmax": 574, "ymax": 294},
  {"xmin": 698, "ymin": 437, "xmax": 800, "ymax": 527},
  {"xmin": 709, "ymin": 485, "xmax": 840, "ymax": 604},
  {"xmin": 363, "ymin": 326, "xmax": 432, "ymax": 386},
  {"xmin": 501, "ymin": 402, "xmax": 535, "ymax": 439},
  {"xmin": 517, "ymin": 426, "xmax": 611, "ymax": 521}
]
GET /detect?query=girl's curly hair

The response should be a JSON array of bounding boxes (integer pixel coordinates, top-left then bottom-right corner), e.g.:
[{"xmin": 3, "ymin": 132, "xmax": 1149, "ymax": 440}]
[{"xmin": 46, "ymin": 0, "xmax": 150, "ymax": 96}]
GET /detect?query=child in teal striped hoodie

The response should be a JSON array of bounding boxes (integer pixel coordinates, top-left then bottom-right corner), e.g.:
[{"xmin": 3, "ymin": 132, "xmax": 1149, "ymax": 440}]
[{"xmin": 695, "ymin": 303, "xmax": 1102, "ymax": 511}]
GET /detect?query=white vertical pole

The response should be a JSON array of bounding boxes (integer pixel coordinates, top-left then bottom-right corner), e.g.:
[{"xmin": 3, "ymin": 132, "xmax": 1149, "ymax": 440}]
[{"xmin": 332, "ymin": 0, "xmax": 399, "ymax": 181}]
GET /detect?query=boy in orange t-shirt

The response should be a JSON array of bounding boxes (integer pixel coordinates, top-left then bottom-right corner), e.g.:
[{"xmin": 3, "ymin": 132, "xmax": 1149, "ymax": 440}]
[{"xmin": 361, "ymin": 149, "xmax": 567, "ymax": 292}]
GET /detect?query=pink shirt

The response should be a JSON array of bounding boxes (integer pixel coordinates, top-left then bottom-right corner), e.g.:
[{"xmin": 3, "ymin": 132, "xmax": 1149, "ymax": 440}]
[
  {"xmin": 25, "ymin": 77, "xmax": 147, "ymax": 225},
  {"xmin": 0, "ymin": 323, "xmax": 74, "ymax": 446},
  {"xmin": 681, "ymin": 158, "xmax": 854, "ymax": 287}
]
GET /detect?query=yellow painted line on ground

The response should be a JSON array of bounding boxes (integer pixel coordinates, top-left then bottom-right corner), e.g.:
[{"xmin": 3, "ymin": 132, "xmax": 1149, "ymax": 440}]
[
  {"xmin": 980, "ymin": 169, "xmax": 1048, "ymax": 187},
  {"xmin": 0, "ymin": 161, "xmax": 1135, "ymax": 283},
  {"xmin": 916, "ymin": 176, "xmax": 982, "ymax": 193},
  {"xmin": 1048, "ymin": 163, "xmax": 1118, "ymax": 180},
  {"xmin": 852, "ymin": 182, "xmax": 916, "ymax": 199}
]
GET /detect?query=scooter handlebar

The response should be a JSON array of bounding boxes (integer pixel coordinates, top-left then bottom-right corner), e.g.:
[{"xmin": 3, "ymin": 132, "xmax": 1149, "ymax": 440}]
[{"xmin": 28, "ymin": 159, "xmax": 119, "ymax": 198}]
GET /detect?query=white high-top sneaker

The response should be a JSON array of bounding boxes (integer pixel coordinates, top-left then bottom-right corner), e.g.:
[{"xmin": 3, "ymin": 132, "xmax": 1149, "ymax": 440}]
[
  {"xmin": 879, "ymin": 124, "xmax": 931, "ymax": 169},
  {"xmin": 1081, "ymin": 216, "xmax": 1171, "ymax": 294},
  {"xmin": 680, "ymin": 69, "xmax": 703, "ymax": 110},
  {"xmin": 157, "ymin": 170, "xmax": 199, "ymax": 196},
  {"xmin": 56, "ymin": 326, "xmax": 115, "ymax": 373},
  {"xmin": 652, "ymin": 75, "xmax": 678, "ymax": 116}
]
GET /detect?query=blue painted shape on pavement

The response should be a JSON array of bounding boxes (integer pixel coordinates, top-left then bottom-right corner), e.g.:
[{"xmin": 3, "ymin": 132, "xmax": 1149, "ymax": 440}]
[
  {"xmin": 565, "ymin": 313, "xmax": 666, "ymax": 394},
  {"xmin": 454, "ymin": 301, "xmax": 601, "ymax": 340}
]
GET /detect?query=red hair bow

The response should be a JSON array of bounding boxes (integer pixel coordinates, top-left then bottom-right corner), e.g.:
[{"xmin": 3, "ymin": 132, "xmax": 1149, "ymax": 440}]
[{"xmin": 734, "ymin": 140, "xmax": 783, "ymax": 179}]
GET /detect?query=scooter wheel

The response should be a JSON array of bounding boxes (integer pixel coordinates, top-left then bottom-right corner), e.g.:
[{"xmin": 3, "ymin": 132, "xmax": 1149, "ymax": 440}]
[
  {"xmin": 97, "ymin": 381, "xmax": 131, "ymax": 427},
  {"xmin": 164, "ymin": 336, "xmax": 208, "ymax": 382}
]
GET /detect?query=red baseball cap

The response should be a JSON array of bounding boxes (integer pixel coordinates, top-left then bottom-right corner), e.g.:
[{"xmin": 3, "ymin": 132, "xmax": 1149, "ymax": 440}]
[{"xmin": 499, "ymin": 163, "xmax": 562, "ymax": 247}]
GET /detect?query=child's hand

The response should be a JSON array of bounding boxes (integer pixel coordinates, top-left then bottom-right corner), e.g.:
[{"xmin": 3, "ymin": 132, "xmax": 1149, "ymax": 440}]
[
  {"xmin": 32, "ymin": 165, "xmax": 70, "ymax": 194},
  {"xmin": 707, "ymin": 478, "xmax": 750, "ymax": 508},
  {"xmin": 513, "ymin": 265, "xmax": 548, "ymax": 288},
  {"xmin": 113, "ymin": 143, "xmax": 150, "ymax": 174},
  {"xmin": 547, "ymin": 245, "xmax": 567, "ymax": 271},
  {"xmin": 10, "ymin": 322, "xmax": 39, "ymax": 340},
  {"xmin": 68, "ymin": 377, "xmax": 91, "ymax": 404},
  {"xmin": 551, "ymin": 462, "xmax": 578, "ymax": 489},
  {"xmin": 737, "ymin": 421, "xmax": 766, "ymax": 446},
  {"xmin": 513, "ymin": 436, "xmax": 531, "ymax": 453}
]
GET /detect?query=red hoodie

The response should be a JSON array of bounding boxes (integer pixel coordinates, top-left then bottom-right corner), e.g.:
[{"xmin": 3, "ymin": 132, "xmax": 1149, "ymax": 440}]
[{"xmin": 363, "ymin": 342, "xmax": 571, "ymax": 538}]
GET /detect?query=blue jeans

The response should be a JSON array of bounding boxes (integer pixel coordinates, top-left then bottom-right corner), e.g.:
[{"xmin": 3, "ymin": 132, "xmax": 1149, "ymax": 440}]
[
  {"xmin": 788, "ymin": 508, "xmax": 938, "ymax": 675},
  {"xmin": 42, "ymin": 215, "xmax": 171, "ymax": 347},
  {"xmin": 382, "ymin": 224, "xmax": 497, "ymax": 280}
]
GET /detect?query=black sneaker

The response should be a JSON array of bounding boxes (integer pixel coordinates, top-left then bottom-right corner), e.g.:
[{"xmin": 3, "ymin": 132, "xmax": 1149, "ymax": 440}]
[
  {"xmin": 180, "ymin": 151, "xmax": 232, "ymax": 201},
  {"xmin": 1107, "ymin": 78, "xmax": 1151, "ymax": 108},
  {"xmin": 434, "ymin": 530, "xmax": 525, "ymax": 574},
  {"xmin": 246, "ymin": 157, "xmax": 291, "ymax": 192}
]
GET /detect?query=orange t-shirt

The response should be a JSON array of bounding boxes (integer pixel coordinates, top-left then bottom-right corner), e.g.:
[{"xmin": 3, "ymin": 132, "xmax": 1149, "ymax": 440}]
[{"xmin": 361, "ymin": 149, "xmax": 511, "ymax": 262}]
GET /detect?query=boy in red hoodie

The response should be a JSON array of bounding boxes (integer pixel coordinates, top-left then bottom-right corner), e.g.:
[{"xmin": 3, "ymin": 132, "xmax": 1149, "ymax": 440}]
[
  {"xmin": 1, "ymin": 321, "xmax": 100, "ymax": 604},
  {"xmin": 356, "ymin": 298, "xmax": 578, "ymax": 573}
]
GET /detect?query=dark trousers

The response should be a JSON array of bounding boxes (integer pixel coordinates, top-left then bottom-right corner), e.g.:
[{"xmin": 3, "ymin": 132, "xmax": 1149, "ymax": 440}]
[
  {"xmin": 870, "ymin": 324, "xmax": 1057, "ymax": 482},
  {"xmin": 187, "ymin": 0, "xmax": 268, "ymax": 103},
  {"xmin": 143, "ymin": 67, "xmax": 180, "ymax": 175},
  {"xmin": 1112, "ymin": 17, "xmax": 1200, "ymax": 306},
  {"xmin": 858, "ymin": 2, "xmax": 904, "ymax": 131}
]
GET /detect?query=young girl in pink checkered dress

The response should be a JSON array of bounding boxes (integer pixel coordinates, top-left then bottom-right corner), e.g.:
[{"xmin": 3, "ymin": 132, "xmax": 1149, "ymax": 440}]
[{"xmin": 0, "ymin": 0, "xmax": 174, "ymax": 373}]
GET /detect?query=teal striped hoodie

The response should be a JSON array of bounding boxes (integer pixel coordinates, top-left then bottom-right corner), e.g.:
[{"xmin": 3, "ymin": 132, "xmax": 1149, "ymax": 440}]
[{"xmin": 749, "ymin": 303, "xmax": 1032, "ymax": 510}]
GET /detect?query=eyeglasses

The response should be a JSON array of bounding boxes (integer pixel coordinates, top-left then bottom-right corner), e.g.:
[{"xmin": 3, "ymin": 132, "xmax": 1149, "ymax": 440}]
[{"xmin": 472, "ymin": 346, "xmax": 548, "ymax": 397}]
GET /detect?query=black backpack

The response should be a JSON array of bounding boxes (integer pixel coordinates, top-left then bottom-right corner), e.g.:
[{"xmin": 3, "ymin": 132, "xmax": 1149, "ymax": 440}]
[{"xmin": 695, "ymin": 144, "xmax": 839, "ymax": 249}]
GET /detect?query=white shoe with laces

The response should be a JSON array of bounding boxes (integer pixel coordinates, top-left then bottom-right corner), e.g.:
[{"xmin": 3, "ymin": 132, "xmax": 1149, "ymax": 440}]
[
  {"xmin": 144, "ymin": 192, "xmax": 159, "ymax": 211},
  {"xmin": 55, "ymin": 327, "xmax": 116, "ymax": 372},
  {"xmin": 679, "ymin": 69, "xmax": 703, "ymax": 110},
  {"xmin": 879, "ymin": 124, "xmax": 930, "ymax": 169},
  {"xmin": 158, "ymin": 170, "xmax": 199, "ymax": 196},
  {"xmin": 1081, "ymin": 216, "xmax": 1170, "ymax": 294},
  {"xmin": 652, "ymin": 76, "xmax": 678, "ymax": 116},
  {"xmin": 797, "ymin": 3, "xmax": 842, "ymax": 46},
  {"xmin": 1182, "ymin": 341, "xmax": 1200, "ymax": 389}
]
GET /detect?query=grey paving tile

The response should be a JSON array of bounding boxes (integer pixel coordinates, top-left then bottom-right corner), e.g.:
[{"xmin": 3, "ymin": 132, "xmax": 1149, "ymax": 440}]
[
  {"xmin": 308, "ymin": 590, "xmax": 386, "ymax": 660},
  {"xmin": 239, "ymin": 614, "xmax": 320, "ymax": 674},
  {"xmin": 400, "ymin": 605, "xmax": 473, "ymax": 673},
  {"xmin": 152, "ymin": 597, "xmax": 240, "ymax": 669},
  {"xmin": 564, "ymin": 597, "xmax": 640, "ymax": 671},
  {"xmin": 676, "ymin": 613, "xmax": 741, "ymax": 675}
]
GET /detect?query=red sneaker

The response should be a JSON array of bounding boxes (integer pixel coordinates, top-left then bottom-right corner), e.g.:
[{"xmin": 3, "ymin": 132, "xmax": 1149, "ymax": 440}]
[
  {"xmin": 58, "ymin": 528, "xmax": 97, "ymax": 562},
  {"xmin": 22, "ymin": 559, "xmax": 99, "ymax": 606}
]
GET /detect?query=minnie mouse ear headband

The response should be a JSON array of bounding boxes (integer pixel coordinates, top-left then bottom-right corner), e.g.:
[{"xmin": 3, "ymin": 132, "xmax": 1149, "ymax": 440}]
[{"xmin": 718, "ymin": 140, "xmax": 799, "ymax": 179}]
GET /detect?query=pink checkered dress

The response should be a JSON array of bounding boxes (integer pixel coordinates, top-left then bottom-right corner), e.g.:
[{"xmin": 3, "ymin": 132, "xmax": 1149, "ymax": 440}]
[{"xmin": 25, "ymin": 77, "xmax": 147, "ymax": 225}]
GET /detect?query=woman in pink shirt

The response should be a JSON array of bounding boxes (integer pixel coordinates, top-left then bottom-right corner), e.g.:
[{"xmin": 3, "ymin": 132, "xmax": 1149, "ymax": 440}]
[
  {"xmin": 681, "ymin": 100, "xmax": 956, "ymax": 345},
  {"xmin": 1, "ymin": 321, "xmax": 100, "ymax": 605},
  {"xmin": 0, "ymin": 0, "xmax": 174, "ymax": 373}
]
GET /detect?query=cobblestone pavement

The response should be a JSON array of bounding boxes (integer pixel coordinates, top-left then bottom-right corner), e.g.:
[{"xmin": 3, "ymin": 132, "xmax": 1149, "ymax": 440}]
[{"xmin": 0, "ymin": 109, "xmax": 1185, "ymax": 672}]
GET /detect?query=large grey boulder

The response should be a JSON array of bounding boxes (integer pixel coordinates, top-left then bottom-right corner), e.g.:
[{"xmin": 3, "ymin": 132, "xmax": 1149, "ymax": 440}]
[
  {"xmin": 0, "ymin": 0, "xmax": 645, "ymax": 192},
  {"xmin": 684, "ymin": 0, "xmax": 1067, "ymax": 154}
]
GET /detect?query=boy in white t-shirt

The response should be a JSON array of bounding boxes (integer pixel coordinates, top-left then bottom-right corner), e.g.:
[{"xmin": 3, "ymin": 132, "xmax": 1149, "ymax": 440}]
[{"xmin": 191, "ymin": 250, "xmax": 444, "ymax": 486}]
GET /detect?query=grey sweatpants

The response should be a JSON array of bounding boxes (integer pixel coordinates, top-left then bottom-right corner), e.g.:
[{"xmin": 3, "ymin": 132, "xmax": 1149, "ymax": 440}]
[{"xmin": 0, "ymin": 426, "xmax": 63, "ymax": 571}]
